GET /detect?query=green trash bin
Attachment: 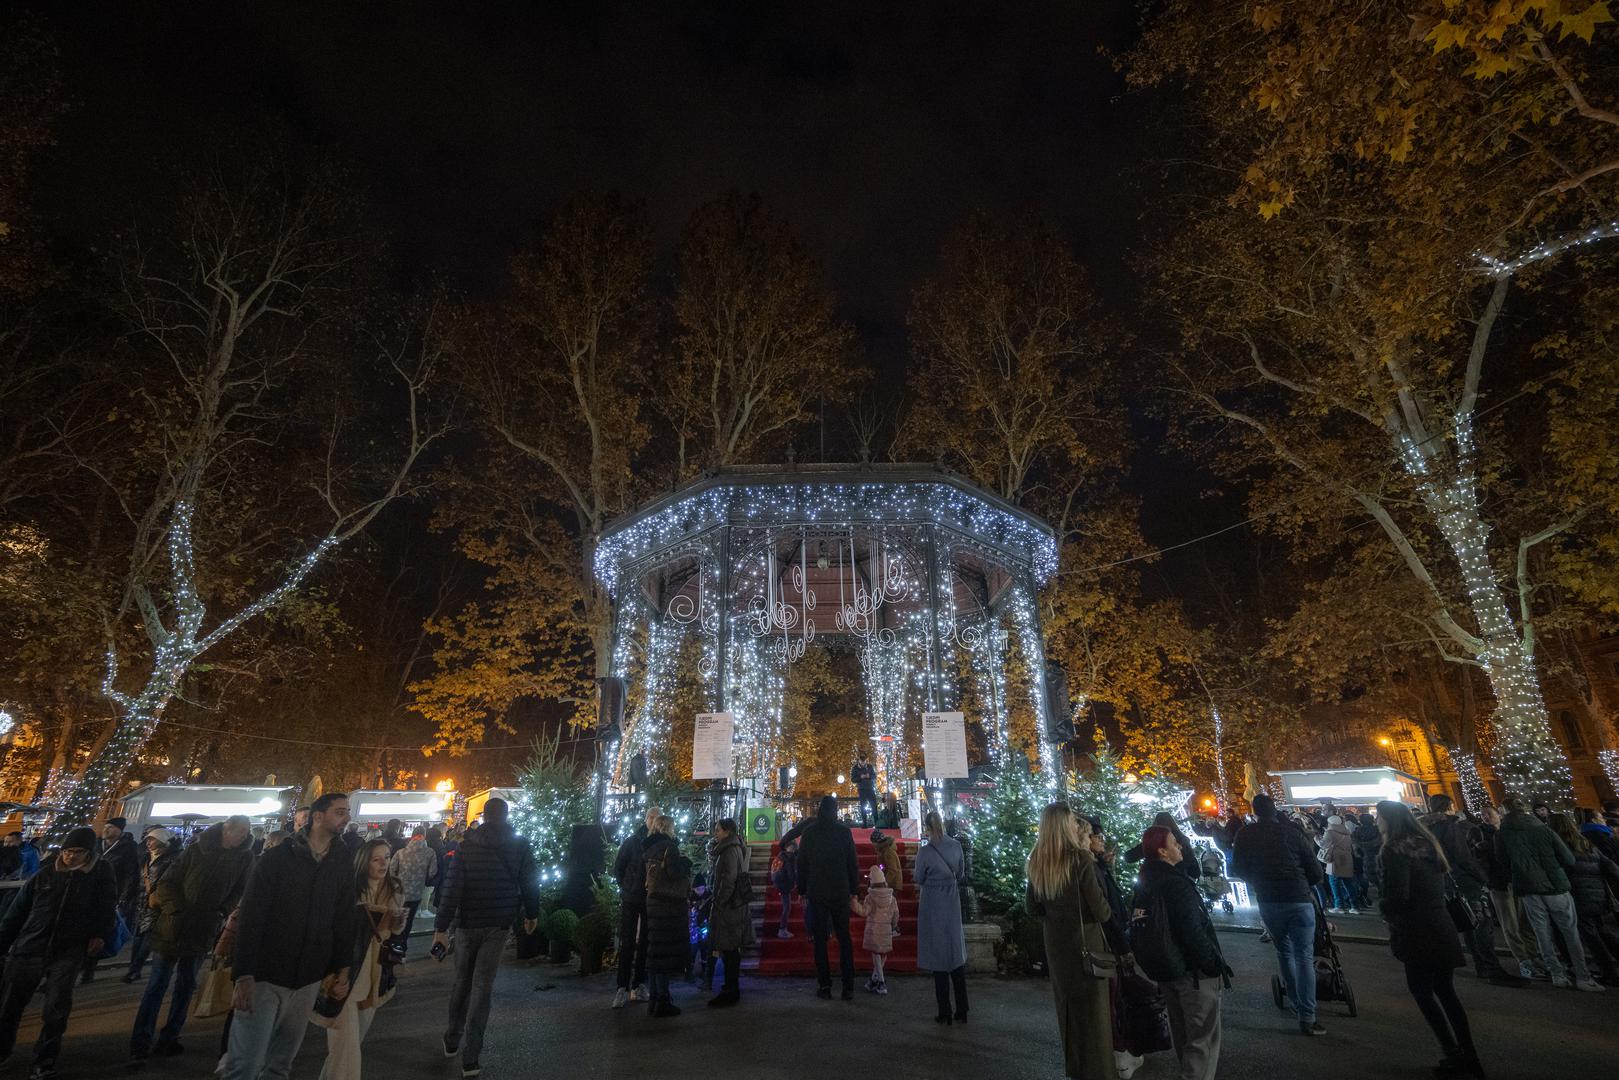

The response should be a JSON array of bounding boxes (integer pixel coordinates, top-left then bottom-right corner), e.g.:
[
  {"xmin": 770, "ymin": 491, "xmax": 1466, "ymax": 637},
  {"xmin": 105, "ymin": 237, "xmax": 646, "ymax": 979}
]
[{"xmin": 743, "ymin": 806, "xmax": 779, "ymax": 844}]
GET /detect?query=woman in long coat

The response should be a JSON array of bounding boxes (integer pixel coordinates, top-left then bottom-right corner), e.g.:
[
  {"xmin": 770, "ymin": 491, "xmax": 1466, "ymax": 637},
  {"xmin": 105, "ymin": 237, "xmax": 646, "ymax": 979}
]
[
  {"xmin": 706, "ymin": 819, "xmax": 755, "ymax": 1008},
  {"xmin": 914, "ymin": 812, "xmax": 968, "ymax": 1024},
  {"xmin": 642, "ymin": 815, "xmax": 693, "ymax": 1018},
  {"xmin": 1027, "ymin": 804, "xmax": 1115, "ymax": 1080},
  {"xmin": 1376, "ymin": 800, "xmax": 1481, "ymax": 1078}
]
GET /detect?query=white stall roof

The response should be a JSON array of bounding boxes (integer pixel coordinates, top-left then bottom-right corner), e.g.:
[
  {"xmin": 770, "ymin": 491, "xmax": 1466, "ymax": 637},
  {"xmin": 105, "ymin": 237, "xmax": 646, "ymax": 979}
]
[
  {"xmin": 1272, "ymin": 767, "xmax": 1426, "ymax": 806},
  {"xmin": 120, "ymin": 785, "xmax": 291, "ymax": 823},
  {"xmin": 349, "ymin": 789, "xmax": 456, "ymax": 823}
]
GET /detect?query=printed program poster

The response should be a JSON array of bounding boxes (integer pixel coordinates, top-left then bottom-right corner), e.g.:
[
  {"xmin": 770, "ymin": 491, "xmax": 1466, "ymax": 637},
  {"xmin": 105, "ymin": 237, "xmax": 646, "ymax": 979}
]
[
  {"xmin": 692, "ymin": 711, "xmax": 735, "ymax": 780},
  {"xmin": 921, "ymin": 711, "xmax": 969, "ymax": 779}
]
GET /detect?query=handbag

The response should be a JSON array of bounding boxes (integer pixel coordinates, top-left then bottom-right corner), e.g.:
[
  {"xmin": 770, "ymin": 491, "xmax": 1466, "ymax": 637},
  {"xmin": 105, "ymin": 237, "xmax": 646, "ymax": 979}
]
[
  {"xmin": 192, "ymin": 959, "xmax": 234, "ymax": 1019},
  {"xmin": 1442, "ymin": 873, "xmax": 1476, "ymax": 934},
  {"xmin": 1116, "ymin": 965, "xmax": 1175, "ymax": 1055},
  {"xmin": 101, "ymin": 910, "xmax": 132, "ymax": 959}
]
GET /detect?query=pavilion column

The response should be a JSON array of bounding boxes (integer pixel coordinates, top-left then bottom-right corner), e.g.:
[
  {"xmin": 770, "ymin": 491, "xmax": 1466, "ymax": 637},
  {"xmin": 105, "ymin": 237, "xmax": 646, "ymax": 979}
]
[
  {"xmin": 924, "ymin": 523, "xmax": 946, "ymax": 711},
  {"xmin": 714, "ymin": 526, "xmax": 731, "ymax": 712},
  {"xmin": 1011, "ymin": 575, "xmax": 1063, "ymax": 792}
]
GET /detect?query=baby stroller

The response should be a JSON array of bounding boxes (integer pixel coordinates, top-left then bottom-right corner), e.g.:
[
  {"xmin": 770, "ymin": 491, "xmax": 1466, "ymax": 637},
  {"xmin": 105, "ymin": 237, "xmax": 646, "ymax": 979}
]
[
  {"xmin": 1270, "ymin": 895, "xmax": 1356, "ymax": 1017},
  {"xmin": 1196, "ymin": 846, "xmax": 1234, "ymax": 914}
]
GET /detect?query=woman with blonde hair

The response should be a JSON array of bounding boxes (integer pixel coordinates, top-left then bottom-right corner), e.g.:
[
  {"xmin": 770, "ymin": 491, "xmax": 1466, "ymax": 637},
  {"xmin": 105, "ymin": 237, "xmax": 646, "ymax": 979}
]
[
  {"xmin": 1027, "ymin": 804, "xmax": 1116, "ymax": 1080},
  {"xmin": 314, "ymin": 838, "xmax": 406, "ymax": 1080},
  {"xmin": 914, "ymin": 811, "xmax": 968, "ymax": 1023}
]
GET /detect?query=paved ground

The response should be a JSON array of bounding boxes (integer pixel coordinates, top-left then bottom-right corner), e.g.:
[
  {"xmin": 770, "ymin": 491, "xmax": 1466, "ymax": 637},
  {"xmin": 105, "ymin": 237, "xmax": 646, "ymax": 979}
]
[{"xmin": 28, "ymin": 931, "xmax": 1614, "ymax": 1080}]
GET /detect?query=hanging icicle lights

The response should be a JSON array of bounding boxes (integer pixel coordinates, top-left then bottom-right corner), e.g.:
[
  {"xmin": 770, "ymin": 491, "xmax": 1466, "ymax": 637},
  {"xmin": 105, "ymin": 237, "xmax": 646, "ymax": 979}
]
[{"xmin": 593, "ymin": 469, "xmax": 1061, "ymax": 793}]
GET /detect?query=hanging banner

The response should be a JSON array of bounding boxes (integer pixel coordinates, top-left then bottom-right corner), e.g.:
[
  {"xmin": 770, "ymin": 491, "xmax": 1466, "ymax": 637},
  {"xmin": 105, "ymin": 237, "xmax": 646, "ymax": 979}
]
[
  {"xmin": 922, "ymin": 711, "xmax": 969, "ymax": 779},
  {"xmin": 692, "ymin": 711, "xmax": 735, "ymax": 780}
]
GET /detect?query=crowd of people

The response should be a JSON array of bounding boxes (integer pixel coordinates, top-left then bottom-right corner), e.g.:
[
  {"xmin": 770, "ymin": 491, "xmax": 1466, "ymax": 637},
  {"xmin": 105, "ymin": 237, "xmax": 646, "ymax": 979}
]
[
  {"xmin": 1219, "ymin": 792, "xmax": 1619, "ymax": 1080},
  {"xmin": 0, "ymin": 797, "xmax": 536, "ymax": 1080},
  {"xmin": 1, "ymin": 784, "xmax": 1616, "ymax": 1080}
]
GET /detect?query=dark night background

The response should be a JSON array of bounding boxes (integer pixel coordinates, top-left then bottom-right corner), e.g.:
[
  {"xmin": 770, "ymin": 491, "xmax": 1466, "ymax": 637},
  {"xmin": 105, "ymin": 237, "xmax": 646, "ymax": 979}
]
[{"xmin": 12, "ymin": 0, "xmax": 1267, "ymax": 788}]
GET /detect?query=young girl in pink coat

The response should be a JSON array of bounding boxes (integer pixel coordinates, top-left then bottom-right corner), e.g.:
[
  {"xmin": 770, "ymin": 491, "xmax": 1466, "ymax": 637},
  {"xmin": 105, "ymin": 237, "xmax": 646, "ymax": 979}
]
[{"xmin": 853, "ymin": 863, "xmax": 901, "ymax": 994}]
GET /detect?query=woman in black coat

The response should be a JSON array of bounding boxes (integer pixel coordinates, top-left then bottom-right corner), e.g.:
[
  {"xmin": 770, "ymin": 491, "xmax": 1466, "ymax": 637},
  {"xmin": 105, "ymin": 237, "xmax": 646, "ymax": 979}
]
[
  {"xmin": 1376, "ymin": 800, "xmax": 1481, "ymax": 1079},
  {"xmin": 641, "ymin": 816, "xmax": 692, "ymax": 1018}
]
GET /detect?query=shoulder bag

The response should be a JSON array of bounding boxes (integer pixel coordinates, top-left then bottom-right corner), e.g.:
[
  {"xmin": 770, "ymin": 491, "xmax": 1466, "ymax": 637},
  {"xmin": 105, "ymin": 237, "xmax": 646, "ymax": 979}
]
[
  {"xmin": 1074, "ymin": 869, "xmax": 1118, "ymax": 980},
  {"xmin": 1442, "ymin": 872, "xmax": 1475, "ymax": 934}
]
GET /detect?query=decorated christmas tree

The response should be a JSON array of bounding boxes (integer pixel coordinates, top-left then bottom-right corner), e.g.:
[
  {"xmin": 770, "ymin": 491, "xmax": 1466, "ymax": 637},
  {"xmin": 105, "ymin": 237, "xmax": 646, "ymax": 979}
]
[
  {"xmin": 963, "ymin": 761, "xmax": 1047, "ymax": 914},
  {"xmin": 509, "ymin": 729, "xmax": 595, "ymax": 885},
  {"xmin": 1068, "ymin": 745, "xmax": 1190, "ymax": 852}
]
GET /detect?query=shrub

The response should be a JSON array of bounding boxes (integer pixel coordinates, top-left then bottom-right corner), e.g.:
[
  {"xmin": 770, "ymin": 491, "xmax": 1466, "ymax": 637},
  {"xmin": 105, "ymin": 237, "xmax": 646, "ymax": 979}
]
[{"xmin": 544, "ymin": 907, "xmax": 580, "ymax": 947}]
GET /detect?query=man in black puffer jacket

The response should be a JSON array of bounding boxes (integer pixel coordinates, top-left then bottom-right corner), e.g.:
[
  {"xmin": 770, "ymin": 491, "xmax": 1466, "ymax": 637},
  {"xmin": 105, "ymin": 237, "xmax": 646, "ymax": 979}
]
[
  {"xmin": 1133, "ymin": 826, "xmax": 1230, "ymax": 1080},
  {"xmin": 0, "ymin": 826, "xmax": 117, "ymax": 1079},
  {"xmin": 432, "ymin": 798, "xmax": 539, "ymax": 1077},
  {"xmin": 1422, "ymin": 794, "xmax": 1527, "ymax": 987},
  {"xmin": 1229, "ymin": 794, "xmax": 1324, "ymax": 1035},
  {"xmin": 224, "ymin": 793, "xmax": 357, "ymax": 1080}
]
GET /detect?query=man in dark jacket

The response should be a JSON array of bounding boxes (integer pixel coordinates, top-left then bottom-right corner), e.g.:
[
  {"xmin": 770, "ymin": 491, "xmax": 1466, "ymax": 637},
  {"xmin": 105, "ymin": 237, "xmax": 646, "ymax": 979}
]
[
  {"xmin": 129, "ymin": 816, "xmax": 254, "ymax": 1061},
  {"xmin": 796, "ymin": 795, "xmax": 859, "ymax": 999},
  {"xmin": 432, "ymin": 798, "xmax": 540, "ymax": 1077},
  {"xmin": 1496, "ymin": 797, "xmax": 1600, "ymax": 990},
  {"xmin": 1422, "ymin": 795, "xmax": 1527, "ymax": 988},
  {"xmin": 1229, "ymin": 794, "xmax": 1325, "ymax": 1035},
  {"xmin": 1133, "ymin": 826, "xmax": 1229, "ymax": 1080},
  {"xmin": 610, "ymin": 805, "xmax": 660, "ymax": 1008},
  {"xmin": 0, "ymin": 826, "xmax": 117, "ymax": 1079},
  {"xmin": 81, "ymin": 816, "xmax": 139, "ymax": 985},
  {"xmin": 223, "ymin": 793, "xmax": 357, "ymax": 1080},
  {"xmin": 1478, "ymin": 804, "xmax": 1545, "ymax": 979},
  {"xmin": 850, "ymin": 751, "xmax": 878, "ymax": 827}
]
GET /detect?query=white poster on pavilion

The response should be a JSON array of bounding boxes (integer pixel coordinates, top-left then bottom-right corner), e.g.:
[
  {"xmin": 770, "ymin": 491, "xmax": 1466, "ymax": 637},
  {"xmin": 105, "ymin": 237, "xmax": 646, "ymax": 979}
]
[
  {"xmin": 922, "ymin": 711, "xmax": 969, "ymax": 779},
  {"xmin": 692, "ymin": 711, "xmax": 735, "ymax": 780}
]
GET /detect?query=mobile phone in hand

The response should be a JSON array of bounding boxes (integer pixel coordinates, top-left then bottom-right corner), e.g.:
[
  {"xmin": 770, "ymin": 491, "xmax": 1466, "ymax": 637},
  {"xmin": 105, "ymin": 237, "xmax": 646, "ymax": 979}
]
[{"xmin": 430, "ymin": 941, "xmax": 448, "ymax": 961}]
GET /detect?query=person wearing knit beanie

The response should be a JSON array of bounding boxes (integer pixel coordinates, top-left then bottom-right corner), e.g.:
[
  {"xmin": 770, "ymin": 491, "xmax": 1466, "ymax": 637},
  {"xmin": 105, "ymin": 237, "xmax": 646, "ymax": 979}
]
[{"xmin": 0, "ymin": 819, "xmax": 119, "ymax": 1076}]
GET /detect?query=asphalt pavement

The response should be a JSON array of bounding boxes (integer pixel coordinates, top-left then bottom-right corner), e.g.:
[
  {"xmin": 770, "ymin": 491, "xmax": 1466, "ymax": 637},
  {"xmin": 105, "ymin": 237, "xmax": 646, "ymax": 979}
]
[{"xmin": 26, "ymin": 929, "xmax": 1614, "ymax": 1080}]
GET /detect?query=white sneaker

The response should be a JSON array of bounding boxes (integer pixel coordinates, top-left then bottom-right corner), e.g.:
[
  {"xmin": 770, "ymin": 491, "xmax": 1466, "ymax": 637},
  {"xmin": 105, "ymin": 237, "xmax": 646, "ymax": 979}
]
[
  {"xmin": 629, "ymin": 984, "xmax": 647, "ymax": 1002},
  {"xmin": 1326, "ymin": 908, "xmax": 1344, "ymax": 915},
  {"xmin": 1114, "ymin": 1050, "xmax": 1144, "ymax": 1079},
  {"xmin": 1574, "ymin": 979, "xmax": 1607, "ymax": 992},
  {"xmin": 1346, "ymin": 909, "xmax": 1361, "ymax": 915},
  {"xmin": 612, "ymin": 987, "xmax": 629, "ymax": 1008},
  {"xmin": 1518, "ymin": 961, "xmax": 1535, "ymax": 980},
  {"xmin": 1551, "ymin": 975, "xmax": 1573, "ymax": 989},
  {"xmin": 776, "ymin": 929, "xmax": 793, "ymax": 939}
]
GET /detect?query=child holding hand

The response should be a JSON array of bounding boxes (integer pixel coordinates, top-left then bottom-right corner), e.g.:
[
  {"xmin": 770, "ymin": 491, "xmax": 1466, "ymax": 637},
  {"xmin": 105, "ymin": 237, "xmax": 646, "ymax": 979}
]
[{"xmin": 851, "ymin": 863, "xmax": 900, "ymax": 994}]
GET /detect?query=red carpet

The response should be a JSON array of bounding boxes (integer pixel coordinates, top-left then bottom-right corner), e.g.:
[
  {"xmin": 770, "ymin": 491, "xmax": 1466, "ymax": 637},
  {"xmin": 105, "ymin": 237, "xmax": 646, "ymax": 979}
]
[{"xmin": 753, "ymin": 832, "xmax": 920, "ymax": 975}]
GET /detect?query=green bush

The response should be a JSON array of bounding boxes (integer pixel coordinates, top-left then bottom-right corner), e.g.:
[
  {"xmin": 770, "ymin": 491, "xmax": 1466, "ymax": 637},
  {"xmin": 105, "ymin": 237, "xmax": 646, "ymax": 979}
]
[
  {"xmin": 589, "ymin": 874, "xmax": 620, "ymax": 931},
  {"xmin": 574, "ymin": 909, "xmax": 612, "ymax": 969},
  {"xmin": 544, "ymin": 908, "xmax": 580, "ymax": 947}
]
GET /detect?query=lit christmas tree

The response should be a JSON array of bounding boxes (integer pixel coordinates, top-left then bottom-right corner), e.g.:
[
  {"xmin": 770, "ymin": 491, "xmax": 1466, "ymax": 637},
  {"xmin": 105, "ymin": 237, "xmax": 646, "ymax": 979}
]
[
  {"xmin": 963, "ymin": 763, "xmax": 1046, "ymax": 914},
  {"xmin": 1068, "ymin": 746, "xmax": 1190, "ymax": 853},
  {"xmin": 509, "ymin": 730, "xmax": 595, "ymax": 886}
]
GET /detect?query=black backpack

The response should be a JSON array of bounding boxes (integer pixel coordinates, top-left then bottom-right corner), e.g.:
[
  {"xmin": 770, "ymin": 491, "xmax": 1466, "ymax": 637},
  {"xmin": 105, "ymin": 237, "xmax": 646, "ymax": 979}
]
[{"xmin": 1128, "ymin": 880, "xmax": 1182, "ymax": 983}]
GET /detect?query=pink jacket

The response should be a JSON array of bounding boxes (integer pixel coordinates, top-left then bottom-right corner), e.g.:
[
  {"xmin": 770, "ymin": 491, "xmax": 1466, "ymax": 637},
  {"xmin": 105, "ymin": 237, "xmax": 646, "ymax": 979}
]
[{"xmin": 854, "ymin": 885, "xmax": 900, "ymax": 954}]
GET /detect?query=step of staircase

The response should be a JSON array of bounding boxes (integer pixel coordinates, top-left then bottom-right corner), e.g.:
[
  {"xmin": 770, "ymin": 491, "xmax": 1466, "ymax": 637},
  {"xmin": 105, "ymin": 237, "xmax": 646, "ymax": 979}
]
[{"xmin": 745, "ymin": 834, "xmax": 921, "ymax": 975}]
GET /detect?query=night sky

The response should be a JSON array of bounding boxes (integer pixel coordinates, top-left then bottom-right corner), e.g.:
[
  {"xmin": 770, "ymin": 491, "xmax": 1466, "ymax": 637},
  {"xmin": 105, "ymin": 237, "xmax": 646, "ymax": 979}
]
[
  {"xmin": 36, "ymin": 1, "xmax": 1155, "ymax": 348},
  {"xmin": 30, "ymin": 0, "xmax": 1236, "ymax": 593}
]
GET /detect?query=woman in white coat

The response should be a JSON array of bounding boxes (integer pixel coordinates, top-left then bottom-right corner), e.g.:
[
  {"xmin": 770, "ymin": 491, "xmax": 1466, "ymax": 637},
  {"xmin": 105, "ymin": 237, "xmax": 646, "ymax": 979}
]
[{"xmin": 314, "ymin": 839, "xmax": 406, "ymax": 1080}]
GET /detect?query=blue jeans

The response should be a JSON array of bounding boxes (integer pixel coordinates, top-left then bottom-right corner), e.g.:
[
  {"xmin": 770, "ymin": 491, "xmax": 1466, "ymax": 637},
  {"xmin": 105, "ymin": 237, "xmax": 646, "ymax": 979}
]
[
  {"xmin": 131, "ymin": 952, "xmax": 201, "ymax": 1053},
  {"xmin": 1257, "ymin": 901, "xmax": 1317, "ymax": 1023},
  {"xmin": 1328, "ymin": 875, "xmax": 1357, "ymax": 910}
]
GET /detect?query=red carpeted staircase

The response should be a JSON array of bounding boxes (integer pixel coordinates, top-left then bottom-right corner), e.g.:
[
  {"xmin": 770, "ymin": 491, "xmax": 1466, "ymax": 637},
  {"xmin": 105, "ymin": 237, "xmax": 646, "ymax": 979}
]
[{"xmin": 750, "ymin": 829, "xmax": 920, "ymax": 975}]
